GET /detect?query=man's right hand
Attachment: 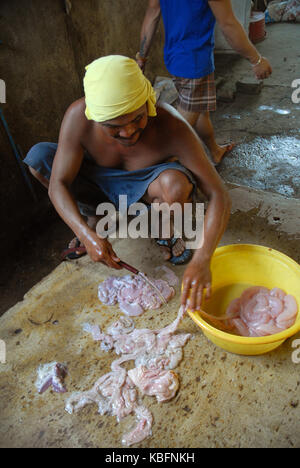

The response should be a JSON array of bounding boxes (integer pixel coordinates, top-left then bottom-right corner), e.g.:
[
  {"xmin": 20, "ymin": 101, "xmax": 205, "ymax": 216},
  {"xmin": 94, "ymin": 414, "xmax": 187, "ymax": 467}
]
[
  {"xmin": 252, "ymin": 56, "xmax": 272, "ymax": 80},
  {"xmin": 83, "ymin": 231, "xmax": 122, "ymax": 270}
]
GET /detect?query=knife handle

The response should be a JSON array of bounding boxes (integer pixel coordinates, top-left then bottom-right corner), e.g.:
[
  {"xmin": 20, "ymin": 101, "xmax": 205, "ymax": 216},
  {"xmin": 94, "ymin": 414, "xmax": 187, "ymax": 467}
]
[{"xmin": 118, "ymin": 261, "xmax": 139, "ymax": 275}]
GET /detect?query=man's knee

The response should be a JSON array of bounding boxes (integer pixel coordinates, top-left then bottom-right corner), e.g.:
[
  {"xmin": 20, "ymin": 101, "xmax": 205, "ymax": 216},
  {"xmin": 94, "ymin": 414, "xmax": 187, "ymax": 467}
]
[
  {"xmin": 26, "ymin": 142, "xmax": 55, "ymax": 163},
  {"xmin": 24, "ymin": 142, "xmax": 56, "ymax": 187},
  {"xmin": 158, "ymin": 170, "xmax": 193, "ymax": 205},
  {"xmin": 24, "ymin": 143, "xmax": 57, "ymax": 179}
]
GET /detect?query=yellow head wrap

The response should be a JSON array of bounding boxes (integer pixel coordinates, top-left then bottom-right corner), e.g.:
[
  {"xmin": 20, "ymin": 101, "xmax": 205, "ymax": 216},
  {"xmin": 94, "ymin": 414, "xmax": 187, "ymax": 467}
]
[{"xmin": 84, "ymin": 55, "xmax": 157, "ymax": 123}]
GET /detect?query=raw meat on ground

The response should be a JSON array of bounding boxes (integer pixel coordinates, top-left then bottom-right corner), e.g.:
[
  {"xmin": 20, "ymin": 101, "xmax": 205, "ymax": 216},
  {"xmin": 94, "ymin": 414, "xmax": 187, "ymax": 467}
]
[
  {"xmin": 35, "ymin": 362, "xmax": 68, "ymax": 394},
  {"xmin": 128, "ymin": 366, "xmax": 179, "ymax": 402},
  {"xmin": 98, "ymin": 272, "xmax": 176, "ymax": 316},
  {"xmin": 66, "ymin": 306, "xmax": 191, "ymax": 446}
]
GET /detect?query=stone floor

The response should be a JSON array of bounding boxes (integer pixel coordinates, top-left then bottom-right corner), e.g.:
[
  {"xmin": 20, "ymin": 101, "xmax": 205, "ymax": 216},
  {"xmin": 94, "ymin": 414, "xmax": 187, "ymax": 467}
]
[
  {"xmin": 0, "ymin": 184, "xmax": 299, "ymax": 448},
  {"xmin": 213, "ymin": 23, "xmax": 300, "ymax": 199}
]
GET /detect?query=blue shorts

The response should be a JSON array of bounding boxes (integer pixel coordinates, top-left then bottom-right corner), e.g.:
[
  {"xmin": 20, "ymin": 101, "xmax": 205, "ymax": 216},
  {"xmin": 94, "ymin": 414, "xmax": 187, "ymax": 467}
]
[{"xmin": 24, "ymin": 142, "xmax": 196, "ymax": 216}]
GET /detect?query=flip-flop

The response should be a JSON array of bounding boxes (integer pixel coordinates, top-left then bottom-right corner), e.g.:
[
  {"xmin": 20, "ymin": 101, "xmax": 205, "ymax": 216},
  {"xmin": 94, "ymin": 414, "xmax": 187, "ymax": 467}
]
[
  {"xmin": 156, "ymin": 237, "xmax": 193, "ymax": 265},
  {"xmin": 61, "ymin": 238, "xmax": 87, "ymax": 260}
]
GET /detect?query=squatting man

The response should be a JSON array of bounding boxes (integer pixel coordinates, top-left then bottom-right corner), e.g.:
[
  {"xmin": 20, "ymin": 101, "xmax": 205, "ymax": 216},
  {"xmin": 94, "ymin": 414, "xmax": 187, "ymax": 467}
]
[{"xmin": 24, "ymin": 55, "xmax": 231, "ymax": 311}]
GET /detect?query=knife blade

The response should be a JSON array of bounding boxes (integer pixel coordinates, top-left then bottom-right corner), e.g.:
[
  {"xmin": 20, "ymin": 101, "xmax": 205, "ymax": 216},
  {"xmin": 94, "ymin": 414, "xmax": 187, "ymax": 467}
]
[
  {"xmin": 63, "ymin": 251, "xmax": 168, "ymax": 305},
  {"xmin": 118, "ymin": 261, "xmax": 168, "ymax": 305}
]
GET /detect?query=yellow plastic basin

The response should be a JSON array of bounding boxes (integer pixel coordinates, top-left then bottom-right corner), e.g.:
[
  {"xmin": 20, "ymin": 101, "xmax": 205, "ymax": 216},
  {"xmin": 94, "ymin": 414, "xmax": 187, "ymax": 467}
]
[{"xmin": 188, "ymin": 244, "xmax": 300, "ymax": 355}]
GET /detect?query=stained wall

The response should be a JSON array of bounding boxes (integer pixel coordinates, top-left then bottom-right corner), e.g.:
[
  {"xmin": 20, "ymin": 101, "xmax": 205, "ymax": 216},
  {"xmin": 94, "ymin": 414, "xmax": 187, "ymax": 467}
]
[{"xmin": 0, "ymin": 0, "xmax": 166, "ymax": 253}]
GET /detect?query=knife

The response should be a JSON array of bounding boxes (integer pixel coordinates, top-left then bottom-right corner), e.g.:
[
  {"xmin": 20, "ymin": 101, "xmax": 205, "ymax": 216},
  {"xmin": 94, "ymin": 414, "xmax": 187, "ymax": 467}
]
[
  {"xmin": 62, "ymin": 248, "xmax": 167, "ymax": 304},
  {"xmin": 118, "ymin": 261, "xmax": 168, "ymax": 304}
]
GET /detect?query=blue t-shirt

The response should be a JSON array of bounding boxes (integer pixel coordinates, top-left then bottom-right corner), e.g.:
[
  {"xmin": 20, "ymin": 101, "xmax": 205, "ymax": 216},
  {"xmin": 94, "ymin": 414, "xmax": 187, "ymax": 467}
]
[{"xmin": 159, "ymin": 0, "xmax": 216, "ymax": 79}]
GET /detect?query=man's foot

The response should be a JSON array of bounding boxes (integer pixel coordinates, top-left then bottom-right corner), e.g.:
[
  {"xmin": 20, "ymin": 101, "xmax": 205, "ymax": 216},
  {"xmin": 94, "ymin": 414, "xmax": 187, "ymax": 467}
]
[
  {"xmin": 61, "ymin": 237, "xmax": 87, "ymax": 260},
  {"xmin": 61, "ymin": 215, "xmax": 99, "ymax": 260},
  {"xmin": 156, "ymin": 238, "xmax": 192, "ymax": 265},
  {"xmin": 68, "ymin": 237, "xmax": 84, "ymax": 250},
  {"xmin": 212, "ymin": 143, "xmax": 235, "ymax": 165}
]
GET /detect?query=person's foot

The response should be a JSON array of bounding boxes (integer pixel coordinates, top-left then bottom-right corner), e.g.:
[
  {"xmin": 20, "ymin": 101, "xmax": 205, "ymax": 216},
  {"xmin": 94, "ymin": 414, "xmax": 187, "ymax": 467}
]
[
  {"xmin": 67, "ymin": 215, "xmax": 98, "ymax": 252},
  {"xmin": 68, "ymin": 237, "xmax": 84, "ymax": 250},
  {"xmin": 157, "ymin": 238, "xmax": 186, "ymax": 261},
  {"xmin": 61, "ymin": 237, "xmax": 86, "ymax": 260},
  {"xmin": 212, "ymin": 143, "xmax": 235, "ymax": 165}
]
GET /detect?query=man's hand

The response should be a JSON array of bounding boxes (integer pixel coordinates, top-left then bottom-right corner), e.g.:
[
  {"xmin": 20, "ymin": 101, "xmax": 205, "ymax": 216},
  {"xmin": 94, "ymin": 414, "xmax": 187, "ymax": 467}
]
[
  {"xmin": 136, "ymin": 52, "xmax": 147, "ymax": 73},
  {"xmin": 251, "ymin": 56, "xmax": 272, "ymax": 80},
  {"xmin": 138, "ymin": 0, "xmax": 161, "ymax": 74},
  {"xmin": 208, "ymin": 0, "xmax": 272, "ymax": 81},
  {"xmin": 83, "ymin": 231, "xmax": 122, "ymax": 270},
  {"xmin": 181, "ymin": 260, "xmax": 212, "ymax": 312}
]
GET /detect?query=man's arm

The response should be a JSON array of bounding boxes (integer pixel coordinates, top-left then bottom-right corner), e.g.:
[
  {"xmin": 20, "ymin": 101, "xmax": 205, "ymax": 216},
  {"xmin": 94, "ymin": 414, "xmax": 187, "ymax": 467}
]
[
  {"xmin": 209, "ymin": 0, "xmax": 272, "ymax": 80},
  {"xmin": 137, "ymin": 0, "xmax": 161, "ymax": 71},
  {"xmin": 48, "ymin": 104, "xmax": 121, "ymax": 269},
  {"xmin": 167, "ymin": 112, "xmax": 231, "ymax": 310}
]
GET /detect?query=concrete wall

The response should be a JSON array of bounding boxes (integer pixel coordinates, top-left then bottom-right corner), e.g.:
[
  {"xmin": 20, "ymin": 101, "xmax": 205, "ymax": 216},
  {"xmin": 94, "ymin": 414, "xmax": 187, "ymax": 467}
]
[{"xmin": 0, "ymin": 0, "xmax": 166, "ymax": 254}]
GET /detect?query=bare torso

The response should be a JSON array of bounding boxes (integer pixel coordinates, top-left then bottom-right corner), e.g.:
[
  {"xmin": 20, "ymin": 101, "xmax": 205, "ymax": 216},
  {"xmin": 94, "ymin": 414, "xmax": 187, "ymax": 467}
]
[{"xmin": 70, "ymin": 98, "xmax": 180, "ymax": 172}]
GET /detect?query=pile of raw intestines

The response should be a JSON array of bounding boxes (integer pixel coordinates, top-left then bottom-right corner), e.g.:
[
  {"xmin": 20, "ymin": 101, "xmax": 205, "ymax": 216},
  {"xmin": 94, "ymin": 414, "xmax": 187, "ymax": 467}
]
[
  {"xmin": 66, "ymin": 304, "xmax": 190, "ymax": 446},
  {"xmin": 97, "ymin": 266, "xmax": 178, "ymax": 316},
  {"xmin": 64, "ymin": 266, "xmax": 190, "ymax": 446}
]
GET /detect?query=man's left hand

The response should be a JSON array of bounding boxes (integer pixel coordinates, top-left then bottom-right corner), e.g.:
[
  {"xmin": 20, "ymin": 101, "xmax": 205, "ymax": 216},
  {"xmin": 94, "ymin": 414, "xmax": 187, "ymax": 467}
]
[{"xmin": 181, "ymin": 260, "xmax": 212, "ymax": 312}]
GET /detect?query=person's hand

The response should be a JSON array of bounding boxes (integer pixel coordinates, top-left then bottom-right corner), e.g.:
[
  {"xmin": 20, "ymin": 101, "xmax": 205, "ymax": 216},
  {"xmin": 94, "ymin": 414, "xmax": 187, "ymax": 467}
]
[
  {"xmin": 252, "ymin": 56, "xmax": 272, "ymax": 80},
  {"xmin": 83, "ymin": 231, "xmax": 122, "ymax": 270},
  {"xmin": 135, "ymin": 52, "xmax": 147, "ymax": 73},
  {"xmin": 181, "ymin": 260, "xmax": 212, "ymax": 312}
]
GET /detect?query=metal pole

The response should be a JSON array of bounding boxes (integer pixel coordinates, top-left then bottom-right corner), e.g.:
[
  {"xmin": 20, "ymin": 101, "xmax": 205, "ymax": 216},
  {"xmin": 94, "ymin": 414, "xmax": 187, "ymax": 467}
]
[{"xmin": 0, "ymin": 108, "xmax": 37, "ymax": 202}]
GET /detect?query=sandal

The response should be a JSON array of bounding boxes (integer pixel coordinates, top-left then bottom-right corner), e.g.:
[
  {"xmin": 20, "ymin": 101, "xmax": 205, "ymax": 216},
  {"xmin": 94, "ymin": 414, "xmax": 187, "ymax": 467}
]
[
  {"xmin": 61, "ymin": 238, "xmax": 87, "ymax": 260},
  {"xmin": 156, "ymin": 237, "xmax": 192, "ymax": 265}
]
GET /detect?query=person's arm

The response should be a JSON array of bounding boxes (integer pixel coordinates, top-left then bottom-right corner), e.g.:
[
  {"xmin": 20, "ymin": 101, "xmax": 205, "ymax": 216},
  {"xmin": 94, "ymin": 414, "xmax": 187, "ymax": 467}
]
[
  {"xmin": 209, "ymin": 0, "xmax": 272, "ymax": 80},
  {"xmin": 167, "ymin": 113, "xmax": 231, "ymax": 311},
  {"xmin": 136, "ymin": 0, "xmax": 161, "ymax": 71},
  {"xmin": 48, "ymin": 104, "xmax": 121, "ymax": 270}
]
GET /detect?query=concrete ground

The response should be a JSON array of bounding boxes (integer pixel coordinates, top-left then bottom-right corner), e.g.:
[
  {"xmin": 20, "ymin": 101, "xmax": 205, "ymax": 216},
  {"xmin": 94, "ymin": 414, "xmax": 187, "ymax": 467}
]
[
  {"xmin": 213, "ymin": 23, "xmax": 300, "ymax": 198},
  {"xmin": 0, "ymin": 184, "xmax": 299, "ymax": 449},
  {"xmin": 0, "ymin": 23, "xmax": 300, "ymax": 448}
]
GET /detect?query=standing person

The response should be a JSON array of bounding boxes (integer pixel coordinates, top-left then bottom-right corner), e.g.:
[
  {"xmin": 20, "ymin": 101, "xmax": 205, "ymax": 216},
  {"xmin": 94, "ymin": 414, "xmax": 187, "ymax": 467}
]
[{"xmin": 137, "ymin": 0, "xmax": 272, "ymax": 164}]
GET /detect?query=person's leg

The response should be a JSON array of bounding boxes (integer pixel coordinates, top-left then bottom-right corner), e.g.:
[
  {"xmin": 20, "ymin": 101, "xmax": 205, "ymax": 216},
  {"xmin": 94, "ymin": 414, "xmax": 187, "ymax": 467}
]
[
  {"xmin": 24, "ymin": 143, "xmax": 104, "ymax": 255},
  {"xmin": 173, "ymin": 75, "xmax": 234, "ymax": 164},
  {"xmin": 144, "ymin": 169, "xmax": 194, "ymax": 261},
  {"xmin": 195, "ymin": 111, "xmax": 235, "ymax": 164},
  {"xmin": 24, "ymin": 142, "xmax": 57, "ymax": 189}
]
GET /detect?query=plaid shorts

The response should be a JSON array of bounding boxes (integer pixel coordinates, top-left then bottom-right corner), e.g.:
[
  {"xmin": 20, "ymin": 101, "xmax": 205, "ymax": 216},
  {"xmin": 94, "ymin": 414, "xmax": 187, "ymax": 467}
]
[{"xmin": 172, "ymin": 73, "xmax": 216, "ymax": 113}]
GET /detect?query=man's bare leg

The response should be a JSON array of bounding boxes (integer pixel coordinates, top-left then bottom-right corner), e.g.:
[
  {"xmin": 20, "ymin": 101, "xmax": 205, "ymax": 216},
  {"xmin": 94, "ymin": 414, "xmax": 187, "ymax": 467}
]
[
  {"xmin": 28, "ymin": 167, "xmax": 97, "ymax": 251},
  {"xmin": 143, "ymin": 169, "xmax": 193, "ymax": 261},
  {"xmin": 177, "ymin": 107, "xmax": 234, "ymax": 164},
  {"xmin": 29, "ymin": 167, "xmax": 49, "ymax": 189}
]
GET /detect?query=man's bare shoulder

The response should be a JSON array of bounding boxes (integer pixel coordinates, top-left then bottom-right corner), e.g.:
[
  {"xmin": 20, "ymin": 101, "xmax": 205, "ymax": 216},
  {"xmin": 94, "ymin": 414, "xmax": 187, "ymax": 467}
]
[
  {"xmin": 63, "ymin": 98, "xmax": 88, "ymax": 126},
  {"xmin": 156, "ymin": 103, "xmax": 193, "ymax": 131},
  {"xmin": 59, "ymin": 97, "xmax": 91, "ymax": 142},
  {"xmin": 155, "ymin": 103, "xmax": 198, "ymax": 142}
]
